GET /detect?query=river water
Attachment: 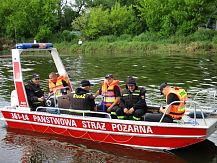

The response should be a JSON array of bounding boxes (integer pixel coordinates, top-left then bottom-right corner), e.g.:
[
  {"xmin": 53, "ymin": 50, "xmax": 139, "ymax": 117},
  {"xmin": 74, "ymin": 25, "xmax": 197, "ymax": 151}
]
[{"xmin": 0, "ymin": 51, "xmax": 217, "ymax": 163}]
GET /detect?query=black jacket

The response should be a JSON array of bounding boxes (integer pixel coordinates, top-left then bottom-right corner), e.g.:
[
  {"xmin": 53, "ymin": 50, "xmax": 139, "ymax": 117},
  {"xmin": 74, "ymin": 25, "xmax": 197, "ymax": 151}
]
[
  {"xmin": 25, "ymin": 80, "xmax": 44, "ymax": 109},
  {"xmin": 120, "ymin": 86, "xmax": 147, "ymax": 111},
  {"xmin": 69, "ymin": 87, "xmax": 95, "ymax": 111}
]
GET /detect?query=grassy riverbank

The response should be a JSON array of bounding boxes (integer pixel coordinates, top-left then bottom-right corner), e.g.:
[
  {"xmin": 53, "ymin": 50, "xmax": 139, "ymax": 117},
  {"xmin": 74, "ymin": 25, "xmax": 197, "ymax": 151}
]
[
  {"xmin": 56, "ymin": 29, "xmax": 217, "ymax": 55},
  {"xmin": 1, "ymin": 29, "xmax": 217, "ymax": 56},
  {"xmin": 67, "ymin": 41, "xmax": 217, "ymax": 55}
]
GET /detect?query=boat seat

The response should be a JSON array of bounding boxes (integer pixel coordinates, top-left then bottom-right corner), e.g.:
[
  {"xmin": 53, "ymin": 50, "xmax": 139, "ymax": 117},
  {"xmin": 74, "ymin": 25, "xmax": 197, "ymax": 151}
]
[
  {"xmin": 187, "ymin": 111, "xmax": 209, "ymax": 118},
  {"xmin": 143, "ymin": 113, "xmax": 173, "ymax": 123},
  {"xmin": 57, "ymin": 95, "xmax": 70, "ymax": 109}
]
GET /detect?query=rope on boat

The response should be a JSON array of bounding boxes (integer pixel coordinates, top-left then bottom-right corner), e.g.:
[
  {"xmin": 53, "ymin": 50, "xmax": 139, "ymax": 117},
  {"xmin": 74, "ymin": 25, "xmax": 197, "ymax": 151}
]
[
  {"xmin": 49, "ymin": 126, "xmax": 67, "ymax": 135},
  {"xmin": 86, "ymin": 132, "xmax": 109, "ymax": 142},
  {"xmin": 109, "ymin": 134, "xmax": 134, "ymax": 143},
  {"xmin": 67, "ymin": 129, "xmax": 88, "ymax": 139},
  {"xmin": 41, "ymin": 125, "xmax": 51, "ymax": 134},
  {"xmin": 29, "ymin": 120, "xmax": 50, "ymax": 133}
]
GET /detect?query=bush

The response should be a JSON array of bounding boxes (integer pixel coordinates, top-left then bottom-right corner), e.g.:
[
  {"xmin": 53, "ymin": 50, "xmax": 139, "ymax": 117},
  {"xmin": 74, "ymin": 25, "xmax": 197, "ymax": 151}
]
[
  {"xmin": 35, "ymin": 26, "xmax": 52, "ymax": 42},
  {"xmin": 49, "ymin": 32, "xmax": 64, "ymax": 43},
  {"xmin": 186, "ymin": 41, "xmax": 214, "ymax": 52},
  {"xmin": 97, "ymin": 35, "xmax": 117, "ymax": 43},
  {"xmin": 0, "ymin": 37, "xmax": 14, "ymax": 50},
  {"xmin": 117, "ymin": 34, "xmax": 132, "ymax": 42},
  {"xmin": 132, "ymin": 32, "xmax": 162, "ymax": 42},
  {"xmin": 189, "ymin": 28, "xmax": 217, "ymax": 41},
  {"xmin": 62, "ymin": 30, "xmax": 78, "ymax": 42},
  {"xmin": 163, "ymin": 35, "xmax": 193, "ymax": 44},
  {"xmin": 212, "ymin": 34, "xmax": 217, "ymax": 44}
]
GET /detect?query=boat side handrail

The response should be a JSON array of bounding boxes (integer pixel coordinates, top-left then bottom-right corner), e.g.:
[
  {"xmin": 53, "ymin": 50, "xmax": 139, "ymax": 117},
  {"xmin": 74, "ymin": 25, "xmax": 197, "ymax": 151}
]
[
  {"xmin": 189, "ymin": 90, "xmax": 217, "ymax": 110},
  {"xmin": 159, "ymin": 100, "xmax": 207, "ymax": 126},
  {"xmin": 35, "ymin": 107, "xmax": 112, "ymax": 119}
]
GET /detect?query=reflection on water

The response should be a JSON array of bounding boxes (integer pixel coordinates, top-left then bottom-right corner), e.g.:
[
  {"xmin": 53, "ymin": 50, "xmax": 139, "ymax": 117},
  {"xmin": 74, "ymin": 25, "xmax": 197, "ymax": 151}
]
[
  {"xmin": 1, "ymin": 128, "xmax": 217, "ymax": 163},
  {"xmin": 0, "ymin": 52, "xmax": 217, "ymax": 162},
  {"xmin": 173, "ymin": 140, "xmax": 217, "ymax": 163},
  {"xmin": 2, "ymin": 128, "xmax": 186, "ymax": 163}
]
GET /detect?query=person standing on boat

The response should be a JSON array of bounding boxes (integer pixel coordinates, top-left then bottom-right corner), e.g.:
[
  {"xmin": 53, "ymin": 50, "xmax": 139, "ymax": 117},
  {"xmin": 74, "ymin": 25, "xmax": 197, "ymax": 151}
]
[
  {"xmin": 144, "ymin": 82, "xmax": 188, "ymax": 122},
  {"xmin": 95, "ymin": 74, "xmax": 121, "ymax": 113},
  {"xmin": 48, "ymin": 72, "xmax": 72, "ymax": 96},
  {"xmin": 111, "ymin": 76, "xmax": 147, "ymax": 120},
  {"xmin": 25, "ymin": 73, "xmax": 45, "ymax": 111},
  {"xmin": 69, "ymin": 80, "xmax": 97, "ymax": 111}
]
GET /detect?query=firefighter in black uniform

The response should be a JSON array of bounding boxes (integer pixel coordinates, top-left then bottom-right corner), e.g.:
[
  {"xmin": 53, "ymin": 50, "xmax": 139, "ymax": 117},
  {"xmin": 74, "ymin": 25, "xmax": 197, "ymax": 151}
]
[
  {"xmin": 69, "ymin": 80, "xmax": 96, "ymax": 111},
  {"xmin": 25, "ymin": 73, "xmax": 45, "ymax": 111},
  {"xmin": 112, "ymin": 76, "xmax": 147, "ymax": 120}
]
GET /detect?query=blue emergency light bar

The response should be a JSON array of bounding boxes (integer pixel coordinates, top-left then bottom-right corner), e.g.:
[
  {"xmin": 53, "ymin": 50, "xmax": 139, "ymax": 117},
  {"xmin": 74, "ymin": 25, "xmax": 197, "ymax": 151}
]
[{"xmin": 16, "ymin": 43, "xmax": 53, "ymax": 49}]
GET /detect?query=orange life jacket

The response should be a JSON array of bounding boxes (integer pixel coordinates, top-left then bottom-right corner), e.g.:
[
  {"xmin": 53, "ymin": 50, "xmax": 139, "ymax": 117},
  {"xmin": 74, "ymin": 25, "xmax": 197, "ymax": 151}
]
[
  {"xmin": 62, "ymin": 75, "xmax": 72, "ymax": 92},
  {"xmin": 166, "ymin": 87, "xmax": 188, "ymax": 120},
  {"xmin": 49, "ymin": 75, "xmax": 72, "ymax": 95},
  {"xmin": 101, "ymin": 80, "xmax": 121, "ymax": 107}
]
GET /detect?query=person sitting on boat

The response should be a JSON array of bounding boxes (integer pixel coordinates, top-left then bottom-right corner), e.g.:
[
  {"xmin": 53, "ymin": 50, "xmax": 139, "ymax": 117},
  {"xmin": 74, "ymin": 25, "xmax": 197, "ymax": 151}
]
[
  {"xmin": 111, "ymin": 76, "xmax": 147, "ymax": 120},
  {"xmin": 25, "ymin": 73, "xmax": 45, "ymax": 111},
  {"xmin": 48, "ymin": 72, "xmax": 72, "ymax": 96},
  {"xmin": 69, "ymin": 80, "xmax": 97, "ymax": 111},
  {"xmin": 144, "ymin": 82, "xmax": 188, "ymax": 123},
  {"xmin": 95, "ymin": 74, "xmax": 121, "ymax": 113}
]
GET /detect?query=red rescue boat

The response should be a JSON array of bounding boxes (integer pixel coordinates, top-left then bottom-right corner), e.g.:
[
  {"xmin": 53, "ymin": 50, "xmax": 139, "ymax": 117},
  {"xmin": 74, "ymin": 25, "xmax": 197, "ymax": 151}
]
[{"xmin": 1, "ymin": 43, "xmax": 217, "ymax": 151}]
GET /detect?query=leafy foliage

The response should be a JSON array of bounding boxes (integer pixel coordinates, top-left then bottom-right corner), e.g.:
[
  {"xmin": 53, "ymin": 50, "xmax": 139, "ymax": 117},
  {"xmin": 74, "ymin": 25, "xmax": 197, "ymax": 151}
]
[
  {"xmin": 0, "ymin": 0, "xmax": 76, "ymax": 41},
  {"xmin": 0, "ymin": 0, "xmax": 216, "ymax": 42},
  {"xmin": 72, "ymin": 2, "xmax": 142, "ymax": 39},
  {"xmin": 189, "ymin": 28, "xmax": 217, "ymax": 41},
  {"xmin": 137, "ymin": 0, "xmax": 217, "ymax": 36}
]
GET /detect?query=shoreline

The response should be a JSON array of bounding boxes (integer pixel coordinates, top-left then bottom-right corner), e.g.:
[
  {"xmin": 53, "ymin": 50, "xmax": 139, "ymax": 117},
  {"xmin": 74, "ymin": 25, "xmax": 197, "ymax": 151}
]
[
  {"xmin": 1, "ymin": 41, "xmax": 216, "ymax": 56},
  {"xmin": 57, "ymin": 41, "xmax": 217, "ymax": 55}
]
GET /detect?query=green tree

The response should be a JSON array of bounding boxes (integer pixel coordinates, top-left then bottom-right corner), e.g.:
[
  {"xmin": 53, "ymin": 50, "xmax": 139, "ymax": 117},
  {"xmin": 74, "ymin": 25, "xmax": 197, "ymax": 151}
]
[
  {"xmin": 0, "ymin": 0, "xmax": 66, "ymax": 41},
  {"xmin": 86, "ymin": 0, "xmax": 116, "ymax": 9},
  {"xmin": 119, "ymin": 0, "xmax": 134, "ymax": 6},
  {"xmin": 109, "ymin": 3, "xmax": 141, "ymax": 35},
  {"xmin": 72, "ymin": 2, "xmax": 141, "ymax": 39},
  {"xmin": 137, "ymin": 0, "xmax": 216, "ymax": 36},
  {"xmin": 60, "ymin": 5, "xmax": 77, "ymax": 30}
]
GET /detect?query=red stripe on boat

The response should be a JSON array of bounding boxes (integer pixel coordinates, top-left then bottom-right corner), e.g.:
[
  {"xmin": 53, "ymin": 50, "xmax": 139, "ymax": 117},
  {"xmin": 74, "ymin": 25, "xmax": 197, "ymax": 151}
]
[
  {"xmin": 14, "ymin": 62, "xmax": 20, "ymax": 80},
  {"xmin": 15, "ymin": 82, "xmax": 28, "ymax": 107}
]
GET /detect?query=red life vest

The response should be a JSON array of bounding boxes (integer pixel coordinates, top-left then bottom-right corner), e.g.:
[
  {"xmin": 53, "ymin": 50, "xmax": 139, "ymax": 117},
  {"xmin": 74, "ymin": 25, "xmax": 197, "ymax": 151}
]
[
  {"xmin": 166, "ymin": 87, "xmax": 188, "ymax": 120},
  {"xmin": 101, "ymin": 80, "xmax": 121, "ymax": 107}
]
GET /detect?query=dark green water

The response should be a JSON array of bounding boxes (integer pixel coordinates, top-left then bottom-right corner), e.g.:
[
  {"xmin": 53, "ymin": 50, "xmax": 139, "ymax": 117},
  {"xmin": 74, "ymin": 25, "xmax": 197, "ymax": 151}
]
[{"xmin": 0, "ymin": 52, "xmax": 217, "ymax": 162}]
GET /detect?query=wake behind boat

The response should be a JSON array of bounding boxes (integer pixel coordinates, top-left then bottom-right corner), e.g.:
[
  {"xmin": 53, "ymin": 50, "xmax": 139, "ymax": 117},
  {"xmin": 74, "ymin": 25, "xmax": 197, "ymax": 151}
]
[{"xmin": 1, "ymin": 43, "xmax": 217, "ymax": 151}]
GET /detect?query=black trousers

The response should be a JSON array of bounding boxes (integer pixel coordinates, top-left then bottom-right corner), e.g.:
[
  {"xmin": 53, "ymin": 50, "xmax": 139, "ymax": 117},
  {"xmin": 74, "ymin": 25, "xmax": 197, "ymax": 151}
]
[
  {"xmin": 144, "ymin": 113, "xmax": 174, "ymax": 123},
  {"xmin": 112, "ymin": 107, "xmax": 146, "ymax": 120}
]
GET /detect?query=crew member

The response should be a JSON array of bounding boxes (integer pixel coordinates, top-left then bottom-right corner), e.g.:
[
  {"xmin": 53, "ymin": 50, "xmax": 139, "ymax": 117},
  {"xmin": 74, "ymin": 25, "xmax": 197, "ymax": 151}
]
[
  {"xmin": 48, "ymin": 72, "xmax": 72, "ymax": 96},
  {"xmin": 69, "ymin": 80, "xmax": 96, "ymax": 111},
  {"xmin": 25, "ymin": 73, "xmax": 45, "ymax": 111},
  {"xmin": 159, "ymin": 82, "xmax": 188, "ymax": 121},
  {"xmin": 95, "ymin": 74, "xmax": 121, "ymax": 113},
  {"xmin": 144, "ymin": 82, "xmax": 188, "ymax": 122},
  {"xmin": 112, "ymin": 76, "xmax": 147, "ymax": 120}
]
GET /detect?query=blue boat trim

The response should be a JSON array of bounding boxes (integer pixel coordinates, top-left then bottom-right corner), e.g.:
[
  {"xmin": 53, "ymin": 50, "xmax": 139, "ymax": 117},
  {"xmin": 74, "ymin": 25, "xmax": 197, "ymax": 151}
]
[{"xmin": 16, "ymin": 43, "xmax": 53, "ymax": 49}]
